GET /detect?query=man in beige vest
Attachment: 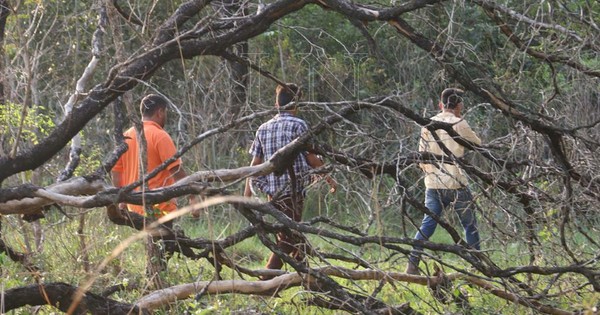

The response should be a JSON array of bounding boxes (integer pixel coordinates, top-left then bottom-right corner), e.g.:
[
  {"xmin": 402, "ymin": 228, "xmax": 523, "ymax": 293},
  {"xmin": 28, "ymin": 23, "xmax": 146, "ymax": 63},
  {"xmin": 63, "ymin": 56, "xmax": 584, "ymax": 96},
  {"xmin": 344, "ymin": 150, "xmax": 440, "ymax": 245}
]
[{"xmin": 406, "ymin": 88, "xmax": 482, "ymax": 275}]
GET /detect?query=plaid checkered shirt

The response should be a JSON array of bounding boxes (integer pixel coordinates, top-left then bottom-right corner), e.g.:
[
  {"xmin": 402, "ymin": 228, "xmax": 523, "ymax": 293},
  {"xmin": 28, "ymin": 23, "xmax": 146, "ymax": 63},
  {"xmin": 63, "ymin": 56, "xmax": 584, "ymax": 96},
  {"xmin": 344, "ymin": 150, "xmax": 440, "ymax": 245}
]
[{"xmin": 249, "ymin": 112, "xmax": 312, "ymax": 196}]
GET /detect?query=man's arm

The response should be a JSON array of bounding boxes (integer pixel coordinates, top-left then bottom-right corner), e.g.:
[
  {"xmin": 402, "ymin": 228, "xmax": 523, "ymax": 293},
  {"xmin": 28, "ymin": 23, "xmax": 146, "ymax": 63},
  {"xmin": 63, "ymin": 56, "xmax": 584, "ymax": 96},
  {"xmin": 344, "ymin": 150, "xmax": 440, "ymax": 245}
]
[
  {"xmin": 169, "ymin": 165, "xmax": 187, "ymax": 182},
  {"xmin": 456, "ymin": 120, "xmax": 482, "ymax": 146},
  {"xmin": 417, "ymin": 128, "xmax": 431, "ymax": 172},
  {"xmin": 111, "ymin": 170, "xmax": 122, "ymax": 188},
  {"xmin": 306, "ymin": 153, "xmax": 337, "ymax": 193},
  {"xmin": 244, "ymin": 156, "xmax": 263, "ymax": 197},
  {"xmin": 169, "ymin": 165, "xmax": 199, "ymax": 210},
  {"xmin": 111, "ymin": 171, "xmax": 127, "ymax": 210}
]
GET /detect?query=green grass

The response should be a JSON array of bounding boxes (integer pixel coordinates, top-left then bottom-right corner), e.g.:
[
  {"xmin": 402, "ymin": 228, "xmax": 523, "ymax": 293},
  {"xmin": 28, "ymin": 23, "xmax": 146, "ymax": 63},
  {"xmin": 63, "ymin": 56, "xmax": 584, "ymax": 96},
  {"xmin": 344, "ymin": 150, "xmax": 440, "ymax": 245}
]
[{"xmin": 1, "ymin": 205, "xmax": 597, "ymax": 314}]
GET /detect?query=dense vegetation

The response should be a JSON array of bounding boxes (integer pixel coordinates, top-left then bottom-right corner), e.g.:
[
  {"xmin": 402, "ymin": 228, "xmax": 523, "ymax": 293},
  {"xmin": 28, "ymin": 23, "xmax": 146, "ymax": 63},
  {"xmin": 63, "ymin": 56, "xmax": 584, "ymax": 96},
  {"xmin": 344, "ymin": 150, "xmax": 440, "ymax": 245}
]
[{"xmin": 0, "ymin": 0, "xmax": 598, "ymax": 314}]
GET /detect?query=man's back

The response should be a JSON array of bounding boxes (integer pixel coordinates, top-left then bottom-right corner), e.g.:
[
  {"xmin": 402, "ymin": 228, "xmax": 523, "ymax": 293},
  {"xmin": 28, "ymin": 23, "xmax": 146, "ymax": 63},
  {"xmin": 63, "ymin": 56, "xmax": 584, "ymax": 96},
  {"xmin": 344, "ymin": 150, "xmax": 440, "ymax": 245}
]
[
  {"xmin": 419, "ymin": 112, "xmax": 481, "ymax": 189},
  {"xmin": 250, "ymin": 112, "xmax": 311, "ymax": 196},
  {"xmin": 113, "ymin": 121, "xmax": 181, "ymax": 214}
]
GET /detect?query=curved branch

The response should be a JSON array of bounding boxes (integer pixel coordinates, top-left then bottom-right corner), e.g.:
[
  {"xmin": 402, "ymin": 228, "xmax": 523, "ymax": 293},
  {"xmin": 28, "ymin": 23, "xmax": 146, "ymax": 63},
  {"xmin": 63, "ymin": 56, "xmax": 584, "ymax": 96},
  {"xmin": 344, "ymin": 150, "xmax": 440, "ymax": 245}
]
[
  {"xmin": 152, "ymin": 0, "xmax": 213, "ymax": 45},
  {"xmin": 480, "ymin": 6, "xmax": 600, "ymax": 78},
  {"xmin": 0, "ymin": 176, "xmax": 108, "ymax": 215},
  {"xmin": 319, "ymin": 0, "xmax": 447, "ymax": 21},
  {"xmin": 0, "ymin": 230, "xmax": 38, "ymax": 272},
  {"xmin": 2, "ymin": 282, "xmax": 145, "ymax": 315},
  {"xmin": 137, "ymin": 266, "xmax": 574, "ymax": 315},
  {"xmin": 472, "ymin": 0, "xmax": 584, "ymax": 42},
  {"xmin": 110, "ymin": 0, "xmax": 143, "ymax": 26}
]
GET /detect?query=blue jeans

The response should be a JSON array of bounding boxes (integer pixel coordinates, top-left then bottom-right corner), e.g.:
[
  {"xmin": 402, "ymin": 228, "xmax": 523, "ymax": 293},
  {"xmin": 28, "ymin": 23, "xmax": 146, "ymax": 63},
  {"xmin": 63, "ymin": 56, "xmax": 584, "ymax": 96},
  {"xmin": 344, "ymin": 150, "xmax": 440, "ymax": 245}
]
[{"xmin": 409, "ymin": 188, "xmax": 480, "ymax": 264}]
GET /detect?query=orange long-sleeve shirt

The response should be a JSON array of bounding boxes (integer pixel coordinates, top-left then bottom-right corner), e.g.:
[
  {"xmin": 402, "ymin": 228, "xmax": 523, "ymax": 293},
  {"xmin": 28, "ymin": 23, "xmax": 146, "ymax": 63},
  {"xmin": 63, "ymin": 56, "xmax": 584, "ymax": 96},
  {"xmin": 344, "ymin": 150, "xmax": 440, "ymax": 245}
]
[{"xmin": 112, "ymin": 121, "xmax": 181, "ymax": 216}]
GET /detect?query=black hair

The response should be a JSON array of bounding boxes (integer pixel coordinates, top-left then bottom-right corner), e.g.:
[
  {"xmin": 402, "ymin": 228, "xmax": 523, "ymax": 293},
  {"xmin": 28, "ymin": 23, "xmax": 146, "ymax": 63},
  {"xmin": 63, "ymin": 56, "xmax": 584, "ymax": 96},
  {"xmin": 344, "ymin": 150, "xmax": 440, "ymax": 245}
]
[
  {"xmin": 276, "ymin": 83, "xmax": 302, "ymax": 107},
  {"xmin": 140, "ymin": 94, "xmax": 168, "ymax": 117},
  {"xmin": 440, "ymin": 88, "xmax": 464, "ymax": 109}
]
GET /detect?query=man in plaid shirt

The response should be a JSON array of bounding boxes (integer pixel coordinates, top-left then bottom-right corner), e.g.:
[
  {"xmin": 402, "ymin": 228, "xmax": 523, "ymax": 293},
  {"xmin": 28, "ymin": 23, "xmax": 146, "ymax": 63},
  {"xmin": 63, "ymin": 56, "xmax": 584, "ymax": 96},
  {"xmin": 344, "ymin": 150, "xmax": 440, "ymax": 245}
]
[{"xmin": 244, "ymin": 83, "xmax": 336, "ymax": 274}]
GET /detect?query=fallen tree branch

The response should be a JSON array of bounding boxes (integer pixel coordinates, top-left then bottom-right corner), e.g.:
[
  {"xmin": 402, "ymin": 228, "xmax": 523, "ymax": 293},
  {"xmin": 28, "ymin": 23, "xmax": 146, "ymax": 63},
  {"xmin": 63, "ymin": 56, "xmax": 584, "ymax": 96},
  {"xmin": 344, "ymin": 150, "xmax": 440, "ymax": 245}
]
[
  {"xmin": 136, "ymin": 266, "xmax": 574, "ymax": 315},
  {"xmin": 0, "ymin": 236, "xmax": 38, "ymax": 272},
  {"xmin": 2, "ymin": 282, "xmax": 146, "ymax": 315},
  {"xmin": 0, "ymin": 176, "xmax": 108, "ymax": 215}
]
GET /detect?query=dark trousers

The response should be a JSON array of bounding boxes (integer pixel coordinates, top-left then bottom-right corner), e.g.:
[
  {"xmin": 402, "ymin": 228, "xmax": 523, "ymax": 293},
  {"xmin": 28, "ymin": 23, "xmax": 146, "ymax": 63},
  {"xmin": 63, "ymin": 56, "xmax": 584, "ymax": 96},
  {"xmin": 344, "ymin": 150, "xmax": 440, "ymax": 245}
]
[{"xmin": 265, "ymin": 195, "xmax": 305, "ymax": 270}]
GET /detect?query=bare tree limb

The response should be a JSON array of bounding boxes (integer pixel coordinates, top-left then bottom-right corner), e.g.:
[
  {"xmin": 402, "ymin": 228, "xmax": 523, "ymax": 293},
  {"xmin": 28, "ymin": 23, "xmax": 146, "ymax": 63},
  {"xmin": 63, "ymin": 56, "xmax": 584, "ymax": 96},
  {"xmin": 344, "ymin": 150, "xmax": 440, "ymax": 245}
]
[
  {"xmin": 2, "ymin": 282, "xmax": 145, "ymax": 315},
  {"xmin": 137, "ymin": 266, "xmax": 575, "ymax": 315}
]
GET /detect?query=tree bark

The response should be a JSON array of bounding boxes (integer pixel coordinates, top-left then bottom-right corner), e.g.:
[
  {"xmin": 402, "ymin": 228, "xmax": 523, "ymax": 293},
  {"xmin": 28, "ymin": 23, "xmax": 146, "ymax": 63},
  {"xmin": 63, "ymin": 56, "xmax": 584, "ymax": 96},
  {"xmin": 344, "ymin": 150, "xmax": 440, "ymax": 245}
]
[
  {"xmin": 219, "ymin": 0, "xmax": 249, "ymax": 120},
  {"xmin": 0, "ymin": 0, "xmax": 10, "ymax": 104},
  {"xmin": 2, "ymin": 282, "xmax": 146, "ymax": 314}
]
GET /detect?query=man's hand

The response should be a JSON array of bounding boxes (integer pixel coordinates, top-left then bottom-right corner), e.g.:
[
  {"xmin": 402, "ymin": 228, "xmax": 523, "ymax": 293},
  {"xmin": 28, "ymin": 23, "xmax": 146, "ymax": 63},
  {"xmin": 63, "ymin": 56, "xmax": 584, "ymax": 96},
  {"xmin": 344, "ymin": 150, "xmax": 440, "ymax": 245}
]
[
  {"xmin": 188, "ymin": 194, "xmax": 198, "ymax": 205},
  {"xmin": 244, "ymin": 178, "xmax": 253, "ymax": 198},
  {"xmin": 244, "ymin": 157, "xmax": 263, "ymax": 198},
  {"xmin": 325, "ymin": 176, "xmax": 337, "ymax": 194},
  {"xmin": 188, "ymin": 195, "xmax": 203, "ymax": 219}
]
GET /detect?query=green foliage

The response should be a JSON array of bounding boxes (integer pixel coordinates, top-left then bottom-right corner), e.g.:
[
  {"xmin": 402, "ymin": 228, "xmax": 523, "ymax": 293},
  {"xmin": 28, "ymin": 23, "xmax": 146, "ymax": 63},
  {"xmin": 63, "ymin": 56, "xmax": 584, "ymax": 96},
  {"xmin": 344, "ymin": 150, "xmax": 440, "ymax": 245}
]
[
  {"xmin": 72, "ymin": 135, "xmax": 104, "ymax": 177},
  {"xmin": 250, "ymin": 4, "xmax": 399, "ymax": 102},
  {"xmin": 0, "ymin": 101, "xmax": 104, "ymax": 181},
  {"xmin": 0, "ymin": 102, "xmax": 55, "ymax": 150}
]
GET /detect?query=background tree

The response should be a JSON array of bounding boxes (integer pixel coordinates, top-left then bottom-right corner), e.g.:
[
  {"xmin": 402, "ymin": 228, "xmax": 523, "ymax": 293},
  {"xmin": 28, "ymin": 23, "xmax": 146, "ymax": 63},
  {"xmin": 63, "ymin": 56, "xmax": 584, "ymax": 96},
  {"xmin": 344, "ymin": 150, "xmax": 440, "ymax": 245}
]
[
  {"xmin": 0, "ymin": 0, "xmax": 9, "ymax": 104},
  {"xmin": 0, "ymin": 0, "xmax": 598, "ymax": 314}
]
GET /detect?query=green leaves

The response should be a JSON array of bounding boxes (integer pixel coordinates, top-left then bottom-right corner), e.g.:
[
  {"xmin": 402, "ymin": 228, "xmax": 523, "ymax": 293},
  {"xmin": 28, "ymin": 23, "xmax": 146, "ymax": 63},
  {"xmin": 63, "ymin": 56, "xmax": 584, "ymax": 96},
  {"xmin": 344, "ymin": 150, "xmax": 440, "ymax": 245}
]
[{"xmin": 0, "ymin": 102, "xmax": 55, "ymax": 148}]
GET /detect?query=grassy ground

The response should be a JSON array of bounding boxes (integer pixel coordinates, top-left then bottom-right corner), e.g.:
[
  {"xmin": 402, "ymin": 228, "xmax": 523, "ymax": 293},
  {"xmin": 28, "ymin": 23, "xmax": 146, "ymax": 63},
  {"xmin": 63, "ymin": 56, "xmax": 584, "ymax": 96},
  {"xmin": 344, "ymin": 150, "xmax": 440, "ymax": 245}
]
[{"xmin": 1, "ymin": 205, "xmax": 597, "ymax": 314}]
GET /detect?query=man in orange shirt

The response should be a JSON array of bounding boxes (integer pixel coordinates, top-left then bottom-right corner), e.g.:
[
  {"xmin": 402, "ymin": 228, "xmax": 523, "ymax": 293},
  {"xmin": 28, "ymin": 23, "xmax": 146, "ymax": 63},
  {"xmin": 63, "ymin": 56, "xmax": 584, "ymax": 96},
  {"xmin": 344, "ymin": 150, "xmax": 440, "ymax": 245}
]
[
  {"xmin": 111, "ymin": 94, "xmax": 194, "ymax": 288},
  {"xmin": 112, "ymin": 94, "xmax": 191, "ymax": 218}
]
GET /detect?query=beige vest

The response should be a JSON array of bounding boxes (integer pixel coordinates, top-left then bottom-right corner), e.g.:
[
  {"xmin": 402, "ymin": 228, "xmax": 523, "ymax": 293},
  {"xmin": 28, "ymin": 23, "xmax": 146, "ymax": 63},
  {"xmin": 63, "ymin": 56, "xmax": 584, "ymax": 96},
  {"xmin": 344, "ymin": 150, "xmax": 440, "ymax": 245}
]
[{"xmin": 419, "ymin": 112, "xmax": 481, "ymax": 189}]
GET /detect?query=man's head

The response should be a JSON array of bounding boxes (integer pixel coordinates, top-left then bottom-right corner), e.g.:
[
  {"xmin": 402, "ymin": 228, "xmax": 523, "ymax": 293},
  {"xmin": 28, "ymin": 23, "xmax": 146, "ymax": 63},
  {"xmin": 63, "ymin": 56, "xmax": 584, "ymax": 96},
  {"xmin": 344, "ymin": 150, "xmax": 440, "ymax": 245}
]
[
  {"xmin": 275, "ymin": 83, "xmax": 302, "ymax": 109},
  {"xmin": 140, "ymin": 94, "xmax": 168, "ymax": 127},
  {"xmin": 440, "ymin": 88, "xmax": 465, "ymax": 110}
]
